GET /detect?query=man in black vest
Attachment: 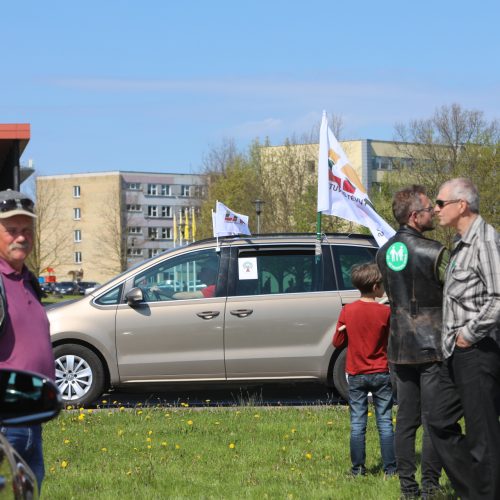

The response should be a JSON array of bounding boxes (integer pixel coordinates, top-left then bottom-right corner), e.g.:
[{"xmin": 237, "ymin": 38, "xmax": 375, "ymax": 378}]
[{"xmin": 377, "ymin": 185, "xmax": 449, "ymax": 499}]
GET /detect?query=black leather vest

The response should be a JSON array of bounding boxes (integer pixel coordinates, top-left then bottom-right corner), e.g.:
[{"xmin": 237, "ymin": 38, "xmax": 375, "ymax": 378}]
[{"xmin": 376, "ymin": 226, "xmax": 445, "ymax": 364}]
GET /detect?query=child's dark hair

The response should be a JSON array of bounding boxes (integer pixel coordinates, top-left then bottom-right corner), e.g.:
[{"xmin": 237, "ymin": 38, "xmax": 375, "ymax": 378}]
[{"xmin": 350, "ymin": 263, "xmax": 382, "ymax": 294}]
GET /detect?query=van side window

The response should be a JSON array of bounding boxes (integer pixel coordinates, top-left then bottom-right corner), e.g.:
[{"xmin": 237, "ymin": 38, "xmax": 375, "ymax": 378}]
[
  {"xmin": 233, "ymin": 248, "xmax": 321, "ymax": 296},
  {"xmin": 333, "ymin": 245, "xmax": 377, "ymax": 290},
  {"xmin": 95, "ymin": 285, "xmax": 123, "ymax": 305}
]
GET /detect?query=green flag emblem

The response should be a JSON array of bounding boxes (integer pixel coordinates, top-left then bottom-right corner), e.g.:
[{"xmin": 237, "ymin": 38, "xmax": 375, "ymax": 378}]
[{"xmin": 386, "ymin": 242, "xmax": 408, "ymax": 271}]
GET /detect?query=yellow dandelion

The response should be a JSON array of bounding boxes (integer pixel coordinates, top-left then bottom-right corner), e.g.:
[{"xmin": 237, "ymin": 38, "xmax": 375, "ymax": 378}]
[
  {"xmin": 137, "ymin": 402, "xmax": 143, "ymax": 406},
  {"xmin": 113, "ymin": 400, "xmax": 118, "ymax": 405},
  {"xmin": 165, "ymin": 413, "xmax": 171, "ymax": 417},
  {"xmin": 61, "ymin": 460, "xmax": 68, "ymax": 469},
  {"xmin": 229, "ymin": 443, "xmax": 236, "ymax": 449},
  {"xmin": 205, "ymin": 399, "xmax": 211, "ymax": 403},
  {"xmin": 147, "ymin": 445, "xmax": 152, "ymax": 449},
  {"xmin": 66, "ymin": 405, "xmax": 73, "ymax": 410},
  {"xmin": 126, "ymin": 470, "xmax": 132, "ymax": 476},
  {"xmin": 101, "ymin": 447, "xmax": 108, "ymax": 452},
  {"xmin": 78, "ymin": 414, "xmax": 85, "ymax": 421},
  {"xmin": 235, "ymin": 411, "xmax": 241, "ymax": 415},
  {"xmin": 108, "ymin": 411, "xmax": 112, "ymax": 416},
  {"xmin": 49, "ymin": 466, "xmax": 55, "ymax": 473},
  {"xmin": 161, "ymin": 441, "xmax": 168, "ymax": 447},
  {"xmin": 254, "ymin": 414, "xmax": 260, "ymax": 419},
  {"xmin": 282, "ymin": 446, "xmax": 287, "ymax": 451},
  {"xmin": 187, "ymin": 420, "xmax": 193, "ymax": 426},
  {"xmin": 175, "ymin": 444, "xmax": 181, "ymax": 449},
  {"xmin": 327, "ymin": 421, "xmax": 333, "ymax": 426},
  {"xmin": 148, "ymin": 430, "xmax": 153, "ymax": 435},
  {"xmin": 63, "ymin": 439, "xmax": 70, "ymax": 444},
  {"xmin": 117, "ymin": 429, "xmax": 124, "ymax": 437},
  {"xmin": 79, "ymin": 407, "xmax": 84, "ymax": 413},
  {"xmin": 305, "ymin": 452, "xmax": 312, "ymax": 460},
  {"xmin": 215, "ymin": 421, "xmax": 220, "ymax": 425},
  {"xmin": 119, "ymin": 406, "xmax": 125, "ymax": 412},
  {"xmin": 291, "ymin": 428, "xmax": 296, "ymax": 433},
  {"xmin": 393, "ymin": 417, "xmax": 396, "ymax": 423},
  {"xmin": 368, "ymin": 411, "xmax": 373, "ymax": 417},
  {"xmin": 102, "ymin": 399, "xmax": 108, "ymax": 404},
  {"xmin": 87, "ymin": 409, "xmax": 93, "ymax": 414},
  {"xmin": 145, "ymin": 415, "xmax": 150, "ymax": 420},
  {"xmin": 137, "ymin": 410, "xmax": 143, "ymax": 415}
]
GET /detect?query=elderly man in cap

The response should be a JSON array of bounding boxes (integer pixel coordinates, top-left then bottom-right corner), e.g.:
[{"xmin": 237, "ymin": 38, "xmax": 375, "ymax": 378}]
[{"xmin": 0, "ymin": 190, "xmax": 55, "ymax": 492}]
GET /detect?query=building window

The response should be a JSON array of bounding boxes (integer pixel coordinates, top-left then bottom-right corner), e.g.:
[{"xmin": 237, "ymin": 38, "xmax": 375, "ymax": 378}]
[
  {"xmin": 148, "ymin": 227, "xmax": 159, "ymax": 240},
  {"xmin": 126, "ymin": 182, "xmax": 141, "ymax": 190},
  {"xmin": 74, "ymin": 251, "xmax": 82, "ymax": 263},
  {"xmin": 73, "ymin": 208, "xmax": 81, "ymax": 220},
  {"xmin": 160, "ymin": 206, "xmax": 172, "ymax": 217},
  {"xmin": 73, "ymin": 185, "xmax": 81, "ymax": 198},
  {"xmin": 147, "ymin": 205, "xmax": 158, "ymax": 217},
  {"xmin": 181, "ymin": 185, "xmax": 191, "ymax": 197},
  {"xmin": 148, "ymin": 249, "xmax": 161, "ymax": 258},
  {"xmin": 74, "ymin": 230, "xmax": 81, "ymax": 242},
  {"xmin": 128, "ymin": 226, "xmax": 142, "ymax": 234},
  {"xmin": 127, "ymin": 204, "xmax": 142, "ymax": 212},
  {"xmin": 192, "ymin": 185, "xmax": 204, "ymax": 198},
  {"xmin": 372, "ymin": 157, "xmax": 394, "ymax": 170},
  {"xmin": 147, "ymin": 184, "xmax": 158, "ymax": 196},
  {"xmin": 161, "ymin": 227, "xmax": 172, "ymax": 239},
  {"xmin": 127, "ymin": 248, "xmax": 143, "ymax": 257},
  {"xmin": 161, "ymin": 184, "xmax": 171, "ymax": 196}
]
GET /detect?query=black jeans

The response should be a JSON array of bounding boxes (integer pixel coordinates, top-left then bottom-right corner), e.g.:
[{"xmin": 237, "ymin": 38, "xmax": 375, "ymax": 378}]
[
  {"xmin": 393, "ymin": 362, "xmax": 442, "ymax": 495},
  {"xmin": 428, "ymin": 338, "xmax": 500, "ymax": 500}
]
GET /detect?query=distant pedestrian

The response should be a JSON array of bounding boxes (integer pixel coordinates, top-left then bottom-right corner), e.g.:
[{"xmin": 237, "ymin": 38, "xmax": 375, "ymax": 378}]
[
  {"xmin": 0, "ymin": 190, "xmax": 55, "ymax": 492},
  {"xmin": 428, "ymin": 177, "xmax": 500, "ymax": 499},
  {"xmin": 333, "ymin": 263, "xmax": 396, "ymax": 478}
]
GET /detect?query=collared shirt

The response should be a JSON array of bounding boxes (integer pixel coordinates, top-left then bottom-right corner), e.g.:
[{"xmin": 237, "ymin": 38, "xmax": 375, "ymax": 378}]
[
  {"xmin": 0, "ymin": 259, "xmax": 55, "ymax": 380},
  {"xmin": 442, "ymin": 216, "xmax": 500, "ymax": 358}
]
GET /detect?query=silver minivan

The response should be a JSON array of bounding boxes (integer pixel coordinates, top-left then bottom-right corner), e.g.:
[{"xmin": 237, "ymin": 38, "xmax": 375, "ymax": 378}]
[{"xmin": 48, "ymin": 234, "xmax": 378, "ymax": 406}]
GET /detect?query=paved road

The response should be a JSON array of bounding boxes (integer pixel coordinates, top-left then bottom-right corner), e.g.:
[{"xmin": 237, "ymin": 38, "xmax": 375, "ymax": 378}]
[{"xmin": 93, "ymin": 382, "xmax": 346, "ymax": 408}]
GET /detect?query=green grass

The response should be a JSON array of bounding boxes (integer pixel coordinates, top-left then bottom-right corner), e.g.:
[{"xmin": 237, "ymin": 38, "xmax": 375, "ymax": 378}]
[{"xmin": 42, "ymin": 404, "xmax": 453, "ymax": 499}]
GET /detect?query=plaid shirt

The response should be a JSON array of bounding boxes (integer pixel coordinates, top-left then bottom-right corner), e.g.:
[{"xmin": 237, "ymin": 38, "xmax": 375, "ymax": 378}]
[{"xmin": 442, "ymin": 215, "xmax": 500, "ymax": 358}]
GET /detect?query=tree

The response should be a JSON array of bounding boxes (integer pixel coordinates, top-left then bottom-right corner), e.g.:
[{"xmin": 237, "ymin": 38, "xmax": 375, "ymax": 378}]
[
  {"xmin": 376, "ymin": 104, "xmax": 499, "ymax": 246},
  {"xmin": 27, "ymin": 176, "xmax": 71, "ymax": 277},
  {"xmin": 196, "ymin": 140, "xmax": 260, "ymax": 239}
]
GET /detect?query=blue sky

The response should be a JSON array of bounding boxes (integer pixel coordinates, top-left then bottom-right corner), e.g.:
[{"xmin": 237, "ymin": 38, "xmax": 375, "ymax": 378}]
[{"xmin": 2, "ymin": 0, "xmax": 499, "ymax": 177}]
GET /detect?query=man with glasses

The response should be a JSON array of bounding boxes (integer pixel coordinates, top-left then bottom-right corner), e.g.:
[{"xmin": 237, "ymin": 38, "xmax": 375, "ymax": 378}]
[
  {"xmin": 0, "ymin": 190, "xmax": 54, "ymax": 492},
  {"xmin": 428, "ymin": 178, "xmax": 500, "ymax": 499},
  {"xmin": 376, "ymin": 185, "xmax": 449, "ymax": 499}
]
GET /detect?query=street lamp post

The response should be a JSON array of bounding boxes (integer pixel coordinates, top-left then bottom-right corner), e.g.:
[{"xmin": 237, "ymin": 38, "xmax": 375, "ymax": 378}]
[{"xmin": 253, "ymin": 199, "xmax": 265, "ymax": 234}]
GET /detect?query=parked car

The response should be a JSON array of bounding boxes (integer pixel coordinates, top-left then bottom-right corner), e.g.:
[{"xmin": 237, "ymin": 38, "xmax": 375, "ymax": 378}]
[
  {"xmin": 77, "ymin": 282, "xmax": 100, "ymax": 295},
  {"xmin": 53, "ymin": 281, "xmax": 80, "ymax": 295},
  {"xmin": 39, "ymin": 282, "xmax": 56, "ymax": 294},
  {"xmin": 47, "ymin": 233, "xmax": 379, "ymax": 406},
  {"xmin": 0, "ymin": 369, "xmax": 62, "ymax": 499}
]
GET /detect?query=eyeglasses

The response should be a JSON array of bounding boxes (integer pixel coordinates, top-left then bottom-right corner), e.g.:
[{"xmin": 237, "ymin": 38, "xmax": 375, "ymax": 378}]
[
  {"xmin": 0, "ymin": 198, "xmax": 35, "ymax": 214},
  {"xmin": 435, "ymin": 199, "xmax": 461, "ymax": 209},
  {"xmin": 416, "ymin": 206, "xmax": 434, "ymax": 213}
]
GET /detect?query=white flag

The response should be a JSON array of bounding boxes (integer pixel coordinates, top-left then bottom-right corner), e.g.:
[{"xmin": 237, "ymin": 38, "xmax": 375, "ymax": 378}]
[
  {"xmin": 213, "ymin": 201, "xmax": 251, "ymax": 237},
  {"xmin": 317, "ymin": 111, "xmax": 395, "ymax": 246}
]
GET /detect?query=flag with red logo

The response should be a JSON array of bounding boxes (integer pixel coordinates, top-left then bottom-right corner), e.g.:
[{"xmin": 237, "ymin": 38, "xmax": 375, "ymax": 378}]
[
  {"xmin": 317, "ymin": 111, "xmax": 395, "ymax": 246},
  {"xmin": 213, "ymin": 201, "xmax": 251, "ymax": 237}
]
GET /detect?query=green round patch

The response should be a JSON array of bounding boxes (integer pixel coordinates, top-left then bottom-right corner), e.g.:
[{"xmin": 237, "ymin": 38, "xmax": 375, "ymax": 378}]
[{"xmin": 386, "ymin": 242, "xmax": 408, "ymax": 271}]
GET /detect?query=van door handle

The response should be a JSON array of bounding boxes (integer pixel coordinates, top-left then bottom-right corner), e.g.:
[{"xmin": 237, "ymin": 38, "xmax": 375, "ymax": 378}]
[
  {"xmin": 196, "ymin": 311, "xmax": 220, "ymax": 320},
  {"xmin": 230, "ymin": 309, "xmax": 253, "ymax": 318}
]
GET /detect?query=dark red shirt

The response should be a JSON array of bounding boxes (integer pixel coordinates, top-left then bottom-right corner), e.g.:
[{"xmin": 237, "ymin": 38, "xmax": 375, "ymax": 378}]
[
  {"xmin": 0, "ymin": 259, "xmax": 55, "ymax": 380},
  {"xmin": 333, "ymin": 300, "xmax": 390, "ymax": 375}
]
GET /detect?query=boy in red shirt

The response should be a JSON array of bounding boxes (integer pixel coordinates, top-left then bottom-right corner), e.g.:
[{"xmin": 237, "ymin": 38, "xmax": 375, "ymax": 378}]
[{"xmin": 333, "ymin": 263, "xmax": 396, "ymax": 477}]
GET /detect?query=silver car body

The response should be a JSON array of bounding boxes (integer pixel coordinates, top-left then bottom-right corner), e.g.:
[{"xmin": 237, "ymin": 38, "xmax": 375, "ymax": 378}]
[{"xmin": 48, "ymin": 234, "xmax": 377, "ymax": 404}]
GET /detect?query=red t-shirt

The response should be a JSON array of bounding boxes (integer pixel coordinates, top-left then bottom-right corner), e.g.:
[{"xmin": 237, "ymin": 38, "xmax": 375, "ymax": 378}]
[
  {"xmin": 201, "ymin": 284, "xmax": 215, "ymax": 298},
  {"xmin": 333, "ymin": 300, "xmax": 390, "ymax": 375}
]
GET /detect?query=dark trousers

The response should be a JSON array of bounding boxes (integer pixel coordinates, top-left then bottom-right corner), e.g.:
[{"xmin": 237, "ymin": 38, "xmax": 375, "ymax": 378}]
[
  {"xmin": 428, "ymin": 337, "xmax": 500, "ymax": 500},
  {"xmin": 393, "ymin": 362, "xmax": 442, "ymax": 495}
]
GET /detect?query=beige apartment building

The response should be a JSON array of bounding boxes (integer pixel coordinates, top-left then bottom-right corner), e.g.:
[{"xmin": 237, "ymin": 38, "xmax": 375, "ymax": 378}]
[{"xmin": 36, "ymin": 171, "xmax": 204, "ymax": 284}]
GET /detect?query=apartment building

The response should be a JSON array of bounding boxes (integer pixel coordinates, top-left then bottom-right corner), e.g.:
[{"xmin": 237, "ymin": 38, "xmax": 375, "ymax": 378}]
[{"xmin": 36, "ymin": 171, "xmax": 204, "ymax": 283}]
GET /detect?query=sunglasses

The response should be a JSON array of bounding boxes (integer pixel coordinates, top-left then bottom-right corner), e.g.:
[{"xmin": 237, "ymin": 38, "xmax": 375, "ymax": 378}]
[
  {"xmin": 0, "ymin": 198, "xmax": 35, "ymax": 213},
  {"xmin": 435, "ymin": 199, "xmax": 461, "ymax": 208}
]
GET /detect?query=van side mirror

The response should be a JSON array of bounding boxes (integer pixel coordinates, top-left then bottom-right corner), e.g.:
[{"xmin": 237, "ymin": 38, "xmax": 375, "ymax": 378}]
[{"xmin": 126, "ymin": 287, "xmax": 145, "ymax": 307}]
